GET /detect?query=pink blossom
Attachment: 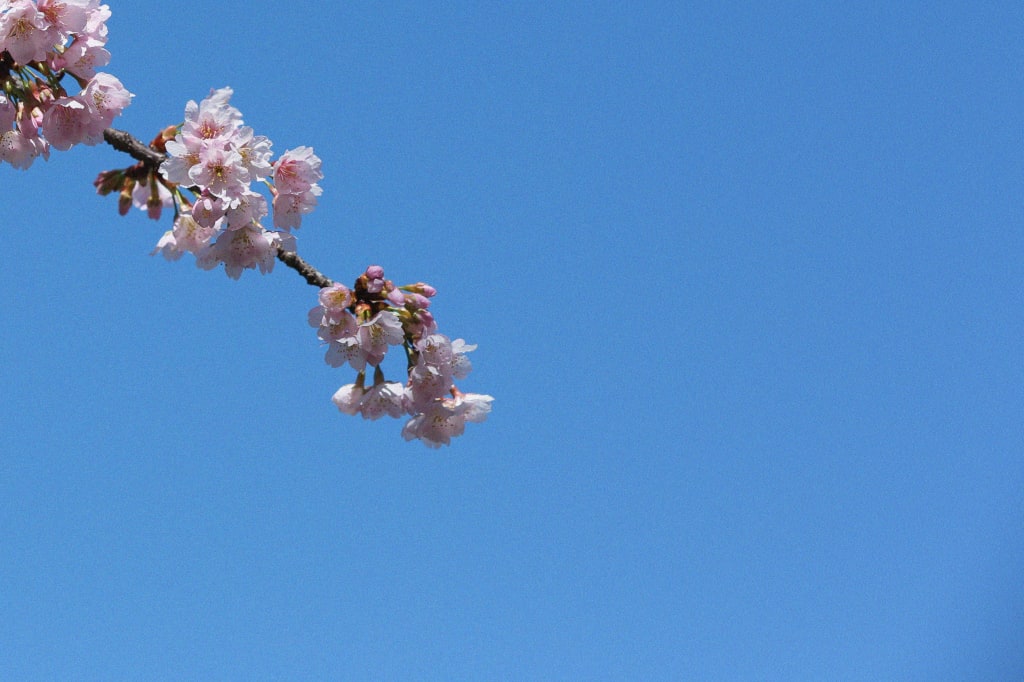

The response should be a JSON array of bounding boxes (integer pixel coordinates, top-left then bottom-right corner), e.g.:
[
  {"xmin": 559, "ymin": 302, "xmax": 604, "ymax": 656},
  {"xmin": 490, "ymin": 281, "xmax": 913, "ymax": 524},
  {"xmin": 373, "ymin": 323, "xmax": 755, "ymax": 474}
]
[
  {"xmin": 407, "ymin": 363, "xmax": 452, "ymax": 412},
  {"xmin": 320, "ymin": 284, "xmax": 354, "ymax": 314},
  {"xmin": 189, "ymin": 144, "xmax": 249, "ymax": 200},
  {"xmin": 161, "ymin": 134, "xmax": 203, "ymax": 185},
  {"xmin": 307, "ymin": 306, "xmax": 326, "ymax": 328},
  {"xmin": 315, "ymin": 310, "xmax": 358, "ymax": 343},
  {"xmin": 417, "ymin": 334, "xmax": 454, "ymax": 370},
  {"xmin": 405, "ymin": 335, "xmax": 477, "ymax": 411},
  {"xmin": 82, "ymin": 2, "xmax": 109, "ymax": 41},
  {"xmin": 190, "ymin": 193, "xmax": 227, "ymax": 228},
  {"xmin": 272, "ymin": 186, "xmax": 321, "ymax": 229},
  {"xmin": 403, "ymin": 308, "xmax": 437, "ymax": 341},
  {"xmin": 415, "ymin": 334, "xmax": 476, "ymax": 380},
  {"xmin": 401, "ymin": 393, "xmax": 494, "ymax": 448},
  {"xmin": 355, "ymin": 310, "xmax": 405, "ymax": 365},
  {"xmin": 18, "ymin": 94, "xmax": 46, "ymax": 135},
  {"xmin": 450, "ymin": 339, "xmax": 477, "ymax": 379},
  {"xmin": 322, "ymin": 310, "xmax": 403, "ymax": 370},
  {"xmin": 223, "ymin": 190, "xmax": 268, "ymax": 230},
  {"xmin": 401, "ymin": 292, "xmax": 437, "ymax": 339},
  {"xmin": 0, "ymin": 127, "xmax": 44, "ymax": 169},
  {"xmin": 324, "ymin": 338, "xmax": 366, "ymax": 370},
  {"xmin": 317, "ymin": 283, "xmax": 355, "ymax": 318},
  {"xmin": 51, "ymin": 33, "xmax": 110, "ymax": 79},
  {"xmin": 0, "ymin": 1, "xmax": 52, "ymax": 65},
  {"xmin": 331, "ymin": 384, "xmax": 365, "ymax": 416},
  {"xmin": 455, "ymin": 392, "xmax": 494, "ymax": 423},
  {"xmin": 402, "ymin": 402, "xmax": 463, "ymax": 448},
  {"xmin": 269, "ymin": 146, "xmax": 323, "ymax": 229},
  {"xmin": 234, "ymin": 127, "xmax": 273, "ymax": 180},
  {"xmin": 182, "ymin": 87, "xmax": 242, "ymax": 143},
  {"xmin": 196, "ymin": 225, "xmax": 292, "ymax": 279},
  {"xmin": 360, "ymin": 382, "xmax": 408, "ymax": 420},
  {"xmin": 37, "ymin": 0, "xmax": 92, "ymax": 39},
  {"xmin": 151, "ymin": 212, "xmax": 218, "ymax": 260},
  {"xmin": 399, "ymin": 401, "xmax": 462, "ymax": 448},
  {"xmin": 272, "ymin": 146, "xmax": 322, "ymax": 194},
  {"xmin": 81, "ymin": 72, "xmax": 132, "ymax": 134},
  {"xmin": 308, "ymin": 286, "xmax": 357, "ymax": 335},
  {"xmin": 40, "ymin": 95, "xmax": 93, "ymax": 150},
  {"xmin": 151, "ymin": 231, "xmax": 181, "ymax": 261}
]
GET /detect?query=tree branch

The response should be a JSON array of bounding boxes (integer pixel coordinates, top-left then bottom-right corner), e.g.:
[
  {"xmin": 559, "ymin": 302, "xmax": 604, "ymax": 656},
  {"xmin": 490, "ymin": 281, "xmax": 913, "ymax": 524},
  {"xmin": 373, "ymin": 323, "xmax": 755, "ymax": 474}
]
[
  {"xmin": 276, "ymin": 250, "xmax": 333, "ymax": 288},
  {"xmin": 102, "ymin": 127, "xmax": 164, "ymax": 169},
  {"xmin": 101, "ymin": 126, "xmax": 332, "ymax": 290}
]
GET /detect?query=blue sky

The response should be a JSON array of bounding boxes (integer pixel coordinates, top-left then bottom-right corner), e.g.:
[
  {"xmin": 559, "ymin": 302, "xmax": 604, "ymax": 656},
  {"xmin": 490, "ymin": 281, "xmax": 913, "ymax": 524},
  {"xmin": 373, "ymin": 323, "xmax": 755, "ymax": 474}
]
[{"xmin": 2, "ymin": 1, "xmax": 1023, "ymax": 679}]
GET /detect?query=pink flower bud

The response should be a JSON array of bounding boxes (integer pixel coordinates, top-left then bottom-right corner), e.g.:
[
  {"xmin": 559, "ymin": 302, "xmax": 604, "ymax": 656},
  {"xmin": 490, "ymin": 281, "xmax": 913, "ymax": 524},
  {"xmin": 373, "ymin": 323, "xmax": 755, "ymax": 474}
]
[
  {"xmin": 408, "ymin": 282, "xmax": 437, "ymax": 297},
  {"xmin": 387, "ymin": 288, "xmax": 406, "ymax": 306}
]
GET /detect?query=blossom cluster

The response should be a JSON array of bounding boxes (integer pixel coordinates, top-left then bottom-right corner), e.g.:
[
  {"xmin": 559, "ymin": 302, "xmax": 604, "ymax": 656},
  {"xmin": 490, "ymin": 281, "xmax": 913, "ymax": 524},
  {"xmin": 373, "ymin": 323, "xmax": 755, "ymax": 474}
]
[
  {"xmin": 137, "ymin": 87, "xmax": 323, "ymax": 278},
  {"xmin": 1, "ymin": 0, "xmax": 131, "ymax": 168},
  {"xmin": 310, "ymin": 266, "xmax": 494, "ymax": 447}
]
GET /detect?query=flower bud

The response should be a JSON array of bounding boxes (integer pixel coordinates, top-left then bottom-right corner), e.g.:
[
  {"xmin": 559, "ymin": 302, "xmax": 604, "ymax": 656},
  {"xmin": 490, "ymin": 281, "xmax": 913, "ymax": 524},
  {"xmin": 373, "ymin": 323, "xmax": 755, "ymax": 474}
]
[
  {"xmin": 118, "ymin": 180, "xmax": 134, "ymax": 215},
  {"xmin": 405, "ymin": 282, "xmax": 437, "ymax": 297}
]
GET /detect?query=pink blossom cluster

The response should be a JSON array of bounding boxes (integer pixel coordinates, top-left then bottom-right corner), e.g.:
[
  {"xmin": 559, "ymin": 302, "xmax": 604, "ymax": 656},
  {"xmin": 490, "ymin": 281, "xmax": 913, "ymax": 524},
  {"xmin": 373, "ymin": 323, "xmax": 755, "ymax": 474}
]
[
  {"xmin": 0, "ymin": 0, "xmax": 131, "ymax": 168},
  {"xmin": 152, "ymin": 87, "xmax": 322, "ymax": 279},
  {"xmin": 309, "ymin": 266, "xmax": 494, "ymax": 447}
]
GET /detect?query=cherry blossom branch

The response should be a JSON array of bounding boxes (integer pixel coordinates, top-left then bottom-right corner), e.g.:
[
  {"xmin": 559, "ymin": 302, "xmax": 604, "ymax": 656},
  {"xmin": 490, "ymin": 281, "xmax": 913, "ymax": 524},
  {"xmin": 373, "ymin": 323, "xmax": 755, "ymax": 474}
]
[
  {"xmin": 101, "ymin": 126, "xmax": 332, "ymax": 289},
  {"xmin": 5, "ymin": 4, "xmax": 493, "ymax": 446}
]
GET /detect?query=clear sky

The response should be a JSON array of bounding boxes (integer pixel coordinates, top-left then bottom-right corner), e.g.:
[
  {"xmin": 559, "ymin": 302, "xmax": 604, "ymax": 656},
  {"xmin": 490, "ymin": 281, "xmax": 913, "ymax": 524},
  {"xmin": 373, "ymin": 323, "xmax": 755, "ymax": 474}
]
[{"xmin": 2, "ymin": 1, "xmax": 1023, "ymax": 679}]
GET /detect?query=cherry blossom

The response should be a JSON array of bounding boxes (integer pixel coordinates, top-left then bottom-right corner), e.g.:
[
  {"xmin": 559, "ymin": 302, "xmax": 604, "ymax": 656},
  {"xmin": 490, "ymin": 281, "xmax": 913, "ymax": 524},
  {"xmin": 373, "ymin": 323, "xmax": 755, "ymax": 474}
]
[
  {"xmin": 36, "ymin": 0, "xmax": 92, "ymax": 40},
  {"xmin": 196, "ymin": 224, "xmax": 294, "ymax": 280},
  {"xmin": 331, "ymin": 383, "xmax": 365, "ymax": 416},
  {"xmin": 272, "ymin": 186, "xmax": 321, "ymax": 229},
  {"xmin": 273, "ymin": 146, "xmax": 322, "ymax": 194},
  {"xmin": 189, "ymin": 145, "xmax": 249, "ymax": 200},
  {"xmin": 39, "ymin": 94, "xmax": 92, "ymax": 150},
  {"xmin": 224, "ymin": 190, "xmax": 268, "ymax": 230},
  {"xmin": 152, "ymin": 213, "xmax": 218, "ymax": 261},
  {"xmin": 52, "ymin": 35, "xmax": 110, "ymax": 79},
  {"xmin": 81, "ymin": 72, "xmax": 132, "ymax": 132},
  {"xmin": 355, "ymin": 311, "xmax": 405, "ymax": 365},
  {"xmin": 271, "ymin": 146, "xmax": 322, "ymax": 229},
  {"xmin": 0, "ymin": 126, "xmax": 43, "ymax": 168},
  {"xmin": 181, "ymin": 87, "xmax": 242, "ymax": 143},
  {"xmin": 0, "ymin": 0, "xmax": 52, "ymax": 64},
  {"xmin": 319, "ymin": 283, "xmax": 355, "ymax": 317},
  {"xmin": 360, "ymin": 382, "xmax": 408, "ymax": 420}
]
